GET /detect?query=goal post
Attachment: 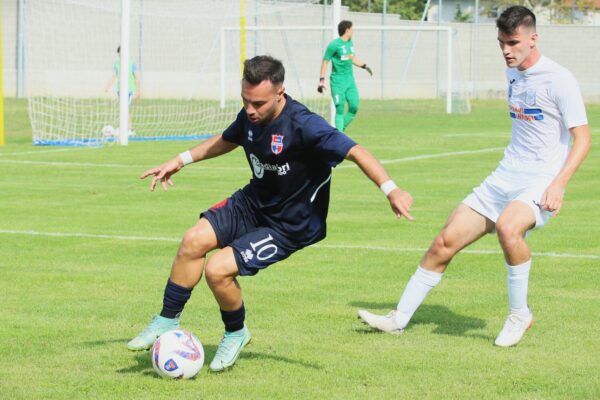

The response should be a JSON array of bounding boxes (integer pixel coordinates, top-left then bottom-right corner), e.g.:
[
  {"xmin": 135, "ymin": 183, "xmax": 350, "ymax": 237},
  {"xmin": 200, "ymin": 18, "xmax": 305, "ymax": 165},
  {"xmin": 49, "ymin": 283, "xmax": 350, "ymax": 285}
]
[
  {"xmin": 119, "ymin": 0, "xmax": 131, "ymax": 146},
  {"xmin": 0, "ymin": 3, "xmax": 4, "ymax": 147},
  {"xmin": 221, "ymin": 25, "xmax": 458, "ymax": 114}
]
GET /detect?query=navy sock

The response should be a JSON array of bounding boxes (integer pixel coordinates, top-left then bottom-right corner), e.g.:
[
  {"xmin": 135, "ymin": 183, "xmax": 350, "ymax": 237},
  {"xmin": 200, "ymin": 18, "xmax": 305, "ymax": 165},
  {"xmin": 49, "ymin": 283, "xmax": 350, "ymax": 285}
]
[
  {"xmin": 160, "ymin": 279, "xmax": 193, "ymax": 319},
  {"xmin": 220, "ymin": 303, "xmax": 245, "ymax": 332}
]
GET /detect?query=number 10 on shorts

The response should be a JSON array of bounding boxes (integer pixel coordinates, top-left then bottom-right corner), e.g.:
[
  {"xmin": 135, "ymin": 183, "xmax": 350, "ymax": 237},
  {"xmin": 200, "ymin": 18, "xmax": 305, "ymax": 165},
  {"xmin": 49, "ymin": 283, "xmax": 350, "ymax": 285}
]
[{"xmin": 250, "ymin": 234, "xmax": 278, "ymax": 261}]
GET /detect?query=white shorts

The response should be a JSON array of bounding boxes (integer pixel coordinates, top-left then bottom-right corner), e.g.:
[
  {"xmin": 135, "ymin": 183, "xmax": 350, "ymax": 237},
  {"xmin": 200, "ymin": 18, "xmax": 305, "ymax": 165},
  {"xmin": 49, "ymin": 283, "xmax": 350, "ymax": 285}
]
[{"xmin": 463, "ymin": 165, "xmax": 554, "ymax": 230}]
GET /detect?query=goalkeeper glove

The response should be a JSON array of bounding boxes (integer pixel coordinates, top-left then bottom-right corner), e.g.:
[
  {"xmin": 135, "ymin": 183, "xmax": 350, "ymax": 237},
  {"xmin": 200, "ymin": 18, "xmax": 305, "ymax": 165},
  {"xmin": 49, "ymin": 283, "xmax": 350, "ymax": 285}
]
[
  {"xmin": 362, "ymin": 64, "xmax": 373, "ymax": 76},
  {"xmin": 317, "ymin": 77, "xmax": 326, "ymax": 93}
]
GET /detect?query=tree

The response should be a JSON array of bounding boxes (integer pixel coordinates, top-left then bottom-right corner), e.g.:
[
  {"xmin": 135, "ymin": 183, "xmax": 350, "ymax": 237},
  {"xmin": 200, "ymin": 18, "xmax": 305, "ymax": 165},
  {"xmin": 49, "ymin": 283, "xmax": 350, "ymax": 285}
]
[
  {"xmin": 318, "ymin": 0, "xmax": 427, "ymax": 21},
  {"xmin": 454, "ymin": 3, "xmax": 472, "ymax": 22},
  {"xmin": 480, "ymin": 0, "xmax": 597, "ymax": 23}
]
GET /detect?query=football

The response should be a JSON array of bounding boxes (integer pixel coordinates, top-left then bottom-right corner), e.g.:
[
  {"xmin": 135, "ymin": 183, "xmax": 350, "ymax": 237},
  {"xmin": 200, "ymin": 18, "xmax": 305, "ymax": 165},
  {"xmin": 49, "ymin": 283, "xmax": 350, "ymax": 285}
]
[
  {"xmin": 101, "ymin": 125, "xmax": 115, "ymax": 136},
  {"xmin": 151, "ymin": 329, "xmax": 204, "ymax": 379}
]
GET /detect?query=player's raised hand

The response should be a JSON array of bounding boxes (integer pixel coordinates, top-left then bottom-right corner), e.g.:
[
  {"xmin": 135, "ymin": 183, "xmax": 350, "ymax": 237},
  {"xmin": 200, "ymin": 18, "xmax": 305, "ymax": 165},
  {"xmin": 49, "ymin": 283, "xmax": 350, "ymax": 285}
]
[
  {"xmin": 388, "ymin": 188, "xmax": 414, "ymax": 221},
  {"xmin": 540, "ymin": 182, "xmax": 565, "ymax": 216},
  {"xmin": 140, "ymin": 157, "xmax": 183, "ymax": 192},
  {"xmin": 317, "ymin": 77, "xmax": 326, "ymax": 93}
]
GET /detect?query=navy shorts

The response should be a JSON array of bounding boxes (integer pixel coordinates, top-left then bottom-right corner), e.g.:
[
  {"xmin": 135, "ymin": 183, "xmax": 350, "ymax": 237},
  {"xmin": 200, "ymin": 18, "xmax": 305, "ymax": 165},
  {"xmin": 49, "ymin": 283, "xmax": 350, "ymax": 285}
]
[{"xmin": 201, "ymin": 190, "xmax": 305, "ymax": 276}]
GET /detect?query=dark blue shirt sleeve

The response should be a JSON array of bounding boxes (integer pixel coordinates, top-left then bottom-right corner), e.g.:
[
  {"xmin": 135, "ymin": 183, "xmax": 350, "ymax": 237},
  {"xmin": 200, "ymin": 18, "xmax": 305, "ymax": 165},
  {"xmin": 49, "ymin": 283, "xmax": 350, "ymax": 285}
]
[
  {"xmin": 305, "ymin": 114, "xmax": 357, "ymax": 167},
  {"xmin": 222, "ymin": 109, "xmax": 246, "ymax": 144}
]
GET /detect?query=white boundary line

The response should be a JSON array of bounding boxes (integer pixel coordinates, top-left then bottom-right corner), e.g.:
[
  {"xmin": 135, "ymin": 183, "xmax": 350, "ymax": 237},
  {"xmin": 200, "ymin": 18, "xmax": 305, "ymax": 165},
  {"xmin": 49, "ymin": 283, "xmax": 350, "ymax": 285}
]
[
  {"xmin": 0, "ymin": 158, "xmax": 249, "ymax": 170},
  {"xmin": 338, "ymin": 147, "xmax": 504, "ymax": 169},
  {"xmin": 380, "ymin": 147, "xmax": 505, "ymax": 165},
  {"xmin": 0, "ymin": 159, "xmax": 130, "ymax": 168},
  {"xmin": 314, "ymin": 243, "xmax": 599, "ymax": 260},
  {"xmin": 0, "ymin": 147, "xmax": 505, "ymax": 170},
  {"xmin": 0, "ymin": 148, "xmax": 77, "ymax": 156},
  {"xmin": 1, "ymin": 229, "xmax": 597, "ymax": 260},
  {"xmin": 444, "ymin": 133, "xmax": 509, "ymax": 138}
]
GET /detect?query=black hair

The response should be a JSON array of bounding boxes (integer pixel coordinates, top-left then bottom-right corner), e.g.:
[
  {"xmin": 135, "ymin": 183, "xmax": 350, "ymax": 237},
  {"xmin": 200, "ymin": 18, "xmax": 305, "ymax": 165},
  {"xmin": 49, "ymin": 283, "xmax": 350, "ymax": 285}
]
[
  {"xmin": 117, "ymin": 46, "xmax": 120, "ymax": 54},
  {"xmin": 338, "ymin": 20, "xmax": 352, "ymax": 36},
  {"xmin": 242, "ymin": 55, "xmax": 285, "ymax": 86},
  {"xmin": 496, "ymin": 6, "xmax": 536, "ymax": 35}
]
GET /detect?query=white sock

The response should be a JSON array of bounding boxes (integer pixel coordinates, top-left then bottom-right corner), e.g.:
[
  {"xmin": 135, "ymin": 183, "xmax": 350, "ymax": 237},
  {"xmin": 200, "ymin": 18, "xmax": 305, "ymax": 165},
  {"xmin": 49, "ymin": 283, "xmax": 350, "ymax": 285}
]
[
  {"xmin": 506, "ymin": 259, "xmax": 532, "ymax": 316},
  {"xmin": 394, "ymin": 266, "xmax": 443, "ymax": 329}
]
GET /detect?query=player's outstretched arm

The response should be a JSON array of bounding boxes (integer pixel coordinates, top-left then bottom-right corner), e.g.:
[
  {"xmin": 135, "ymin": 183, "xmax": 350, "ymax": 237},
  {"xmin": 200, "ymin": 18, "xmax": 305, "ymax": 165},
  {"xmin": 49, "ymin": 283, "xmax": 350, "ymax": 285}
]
[
  {"xmin": 351, "ymin": 57, "xmax": 372, "ymax": 76},
  {"xmin": 540, "ymin": 124, "xmax": 591, "ymax": 215},
  {"xmin": 345, "ymin": 145, "xmax": 413, "ymax": 220},
  {"xmin": 140, "ymin": 134, "xmax": 238, "ymax": 192}
]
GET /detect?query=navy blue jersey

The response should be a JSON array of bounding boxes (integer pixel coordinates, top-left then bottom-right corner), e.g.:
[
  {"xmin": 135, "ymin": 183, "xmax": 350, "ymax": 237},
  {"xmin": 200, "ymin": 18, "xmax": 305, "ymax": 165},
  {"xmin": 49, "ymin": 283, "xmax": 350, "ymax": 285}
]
[{"xmin": 222, "ymin": 94, "xmax": 357, "ymax": 245}]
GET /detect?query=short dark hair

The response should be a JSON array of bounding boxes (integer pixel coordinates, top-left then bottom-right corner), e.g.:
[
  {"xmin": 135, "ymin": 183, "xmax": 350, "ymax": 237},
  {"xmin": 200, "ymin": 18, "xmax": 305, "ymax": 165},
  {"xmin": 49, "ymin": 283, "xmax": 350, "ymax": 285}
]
[
  {"xmin": 496, "ymin": 6, "xmax": 536, "ymax": 35},
  {"xmin": 338, "ymin": 20, "xmax": 352, "ymax": 36},
  {"xmin": 242, "ymin": 55, "xmax": 285, "ymax": 86}
]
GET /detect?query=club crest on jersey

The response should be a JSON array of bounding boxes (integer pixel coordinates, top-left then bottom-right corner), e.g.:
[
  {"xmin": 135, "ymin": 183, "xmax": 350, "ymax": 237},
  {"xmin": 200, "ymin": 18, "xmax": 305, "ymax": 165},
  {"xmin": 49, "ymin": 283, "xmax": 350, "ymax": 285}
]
[{"xmin": 271, "ymin": 134, "xmax": 284, "ymax": 155}]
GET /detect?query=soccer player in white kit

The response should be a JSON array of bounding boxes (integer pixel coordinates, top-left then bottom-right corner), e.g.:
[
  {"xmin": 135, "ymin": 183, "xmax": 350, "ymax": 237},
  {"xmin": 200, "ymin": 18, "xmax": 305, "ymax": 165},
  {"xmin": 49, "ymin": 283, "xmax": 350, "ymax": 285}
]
[{"xmin": 358, "ymin": 5, "xmax": 591, "ymax": 347}]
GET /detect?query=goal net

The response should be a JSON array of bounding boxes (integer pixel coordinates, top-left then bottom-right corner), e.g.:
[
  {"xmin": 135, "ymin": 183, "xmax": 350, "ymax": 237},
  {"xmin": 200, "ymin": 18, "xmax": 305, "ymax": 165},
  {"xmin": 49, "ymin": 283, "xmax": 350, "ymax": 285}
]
[
  {"xmin": 25, "ymin": 0, "xmax": 329, "ymax": 146},
  {"xmin": 24, "ymin": 0, "xmax": 469, "ymax": 146}
]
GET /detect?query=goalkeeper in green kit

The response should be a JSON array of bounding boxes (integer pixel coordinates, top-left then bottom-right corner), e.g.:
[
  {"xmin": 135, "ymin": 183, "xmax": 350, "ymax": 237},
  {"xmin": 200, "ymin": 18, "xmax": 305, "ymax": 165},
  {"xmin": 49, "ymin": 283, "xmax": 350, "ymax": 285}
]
[{"xmin": 319, "ymin": 20, "xmax": 372, "ymax": 132}]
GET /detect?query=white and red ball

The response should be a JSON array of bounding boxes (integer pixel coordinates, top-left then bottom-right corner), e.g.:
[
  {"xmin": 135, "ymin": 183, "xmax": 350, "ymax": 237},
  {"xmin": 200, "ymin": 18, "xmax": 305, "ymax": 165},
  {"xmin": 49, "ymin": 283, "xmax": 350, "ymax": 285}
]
[
  {"xmin": 151, "ymin": 329, "xmax": 204, "ymax": 379},
  {"xmin": 101, "ymin": 125, "xmax": 115, "ymax": 136}
]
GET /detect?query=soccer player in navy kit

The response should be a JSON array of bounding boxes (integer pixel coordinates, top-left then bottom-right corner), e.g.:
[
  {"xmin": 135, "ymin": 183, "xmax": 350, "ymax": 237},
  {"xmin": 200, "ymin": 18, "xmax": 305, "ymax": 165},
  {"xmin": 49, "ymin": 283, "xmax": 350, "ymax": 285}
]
[{"xmin": 128, "ymin": 55, "xmax": 414, "ymax": 371}]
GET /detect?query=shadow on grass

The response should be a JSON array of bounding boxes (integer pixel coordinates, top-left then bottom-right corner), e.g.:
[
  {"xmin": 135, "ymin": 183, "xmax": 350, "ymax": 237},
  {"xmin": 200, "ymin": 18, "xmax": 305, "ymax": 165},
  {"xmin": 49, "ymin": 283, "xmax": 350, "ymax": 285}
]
[
  {"xmin": 115, "ymin": 343, "xmax": 321, "ymax": 376},
  {"xmin": 84, "ymin": 338, "xmax": 132, "ymax": 346},
  {"xmin": 350, "ymin": 301, "xmax": 490, "ymax": 341},
  {"xmin": 237, "ymin": 350, "xmax": 322, "ymax": 370},
  {"xmin": 117, "ymin": 351, "xmax": 155, "ymax": 376},
  {"xmin": 115, "ymin": 345, "xmax": 220, "ymax": 377}
]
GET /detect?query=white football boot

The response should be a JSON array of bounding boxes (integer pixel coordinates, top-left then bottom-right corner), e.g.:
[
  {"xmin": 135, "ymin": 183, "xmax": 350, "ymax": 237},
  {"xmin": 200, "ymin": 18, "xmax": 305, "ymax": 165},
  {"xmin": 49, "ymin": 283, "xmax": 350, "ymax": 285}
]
[
  {"xmin": 494, "ymin": 312, "xmax": 533, "ymax": 347},
  {"xmin": 357, "ymin": 310, "xmax": 404, "ymax": 335}
]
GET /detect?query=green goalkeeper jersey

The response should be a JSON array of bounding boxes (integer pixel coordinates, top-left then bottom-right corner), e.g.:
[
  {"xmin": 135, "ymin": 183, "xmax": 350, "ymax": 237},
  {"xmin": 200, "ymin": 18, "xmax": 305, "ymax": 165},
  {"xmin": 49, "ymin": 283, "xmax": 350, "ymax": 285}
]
[
  {"xmin": 113, "ymin": 60, "xmax": 138, "ymax": 93},
  {"xmin": 323, "ymin": 37, "xmax": 355, "ymax": 80}
]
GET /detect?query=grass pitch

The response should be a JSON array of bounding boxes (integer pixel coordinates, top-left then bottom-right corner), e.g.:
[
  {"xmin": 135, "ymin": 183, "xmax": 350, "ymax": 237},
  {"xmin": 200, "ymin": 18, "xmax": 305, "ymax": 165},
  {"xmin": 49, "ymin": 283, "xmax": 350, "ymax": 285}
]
[{"xmin": 1, "ymin": 98, "xmax": 599, "ymax": 399}]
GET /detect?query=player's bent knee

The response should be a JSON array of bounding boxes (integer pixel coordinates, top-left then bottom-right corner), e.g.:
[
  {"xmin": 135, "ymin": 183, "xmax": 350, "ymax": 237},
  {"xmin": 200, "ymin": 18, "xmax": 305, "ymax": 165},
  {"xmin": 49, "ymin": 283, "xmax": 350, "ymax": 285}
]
[
  {"xmin": 179, "ymin": 226, "xmax": 215, "ymax": 259},
  {"xmin": 428, "ymin": 232, "xmax": 458, "ymax": 260},
  {"xmin": 204, "ymin": 252, "xmax": 238, "ymax": 288},
  {"xmin": 203, "ymin": 263, "xmax": 221, "ymax": 288},
  {"xmin": 204, "ymin": 263, "xmax": 231, "ymax": 289},
  {"xmin": 496, "ymin": 221, "xmax": 523, "ymax": 247}
]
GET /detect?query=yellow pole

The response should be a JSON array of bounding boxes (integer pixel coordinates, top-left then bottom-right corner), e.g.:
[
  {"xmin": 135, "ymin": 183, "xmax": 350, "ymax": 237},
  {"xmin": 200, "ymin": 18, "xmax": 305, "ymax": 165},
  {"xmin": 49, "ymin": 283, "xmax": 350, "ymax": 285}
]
[
  {"xmin": 0, "ymin": 2, "xmax": 5, "ymax": 146},
  {"xmin": 239, "ymin": 0, "xmax": 246, "ymax": 75}
]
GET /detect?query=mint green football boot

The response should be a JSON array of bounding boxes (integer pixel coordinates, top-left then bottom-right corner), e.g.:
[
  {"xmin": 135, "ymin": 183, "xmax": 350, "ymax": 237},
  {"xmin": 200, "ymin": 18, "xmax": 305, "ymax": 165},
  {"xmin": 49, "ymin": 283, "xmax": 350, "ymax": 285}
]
[
  {"xmin": 209, "ymin": 326, "xmax": 252, "ymax": 372},
  {"xmin": 127, "ymin": 315, "xmax": 180, "ymax": 351}
]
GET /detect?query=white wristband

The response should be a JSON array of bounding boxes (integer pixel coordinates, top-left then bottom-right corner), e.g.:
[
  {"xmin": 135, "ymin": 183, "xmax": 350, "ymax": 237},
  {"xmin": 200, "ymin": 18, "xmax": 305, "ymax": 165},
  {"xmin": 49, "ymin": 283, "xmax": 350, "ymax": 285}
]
[
  {"xmin": 380, "ymin": 180, "xmax": 398, "ymax": 196},
  {"xmin": 179, "ymin": 150, "xmax": 193, "ymax": 166}
]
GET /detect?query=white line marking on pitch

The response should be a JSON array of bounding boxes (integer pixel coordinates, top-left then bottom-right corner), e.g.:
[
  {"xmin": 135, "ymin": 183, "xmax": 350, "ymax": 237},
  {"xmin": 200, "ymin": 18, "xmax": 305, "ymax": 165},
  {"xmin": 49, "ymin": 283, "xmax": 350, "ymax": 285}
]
[
  {"xmin": 0, "ymin": 148, "xmax": 77, "ymax": 156},
  {"xmin": 444, "ymin": 133, "xmax": 509, "ymax": 138},
  {"xmin": 338, "ymin": 147, "xmax": 504, "ymax": 168},
  {"xmin": 0, "ymin": 158, "xmax": 248, "ymax": 171},
  {"xmin": 0, "ymin": 229, "xmax": 180, "ymax": 242},
  {"xmin": 0, "ymin": 159, "xmax": 129, "ymax": 168},
  {"xmin": 313, "ymin": 243, "xmax": 599, "ymax": 260},
  {"xmin": 0, "ymin": 147, "xmax": 506, "ymax": 170},
  {"xmin": 1, "ymin": 229, "xmax": 597, "ymax": 260}
]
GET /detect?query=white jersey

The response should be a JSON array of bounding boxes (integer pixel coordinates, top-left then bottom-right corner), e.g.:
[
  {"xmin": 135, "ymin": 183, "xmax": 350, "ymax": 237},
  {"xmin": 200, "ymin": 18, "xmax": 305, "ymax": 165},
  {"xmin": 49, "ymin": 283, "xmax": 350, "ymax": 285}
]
[{"xmin": 501, "ymin": 55, "xmax": 587, "ymax": 176}]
